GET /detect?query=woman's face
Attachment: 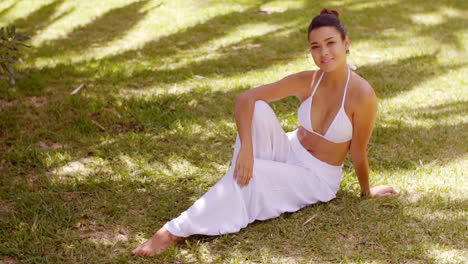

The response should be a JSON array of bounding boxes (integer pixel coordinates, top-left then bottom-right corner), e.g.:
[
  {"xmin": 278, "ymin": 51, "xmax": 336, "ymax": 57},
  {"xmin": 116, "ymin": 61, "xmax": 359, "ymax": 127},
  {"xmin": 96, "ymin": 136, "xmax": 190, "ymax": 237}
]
[{"xmin": 308, "ymin": 26, "xmax": 349, "ymax": 72}]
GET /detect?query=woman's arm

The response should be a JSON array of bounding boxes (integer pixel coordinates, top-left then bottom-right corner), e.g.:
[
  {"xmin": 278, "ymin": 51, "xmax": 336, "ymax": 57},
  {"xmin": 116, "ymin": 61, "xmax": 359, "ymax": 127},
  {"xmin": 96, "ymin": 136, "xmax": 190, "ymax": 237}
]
[
  {"xmin": 349, "ymin": 83, "xmax": 398, "ymax": 197},
  {"xmin": 233, "ymin": 71, "xmax": 312, "ymax": 187}
]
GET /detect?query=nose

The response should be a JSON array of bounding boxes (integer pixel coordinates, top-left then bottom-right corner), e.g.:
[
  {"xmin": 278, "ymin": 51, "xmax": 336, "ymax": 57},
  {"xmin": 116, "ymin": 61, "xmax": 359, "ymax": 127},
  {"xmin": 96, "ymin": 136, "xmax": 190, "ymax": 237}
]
[{"xmin": 320, "ymin": 46, "xmax": 330, "ymax": 57}]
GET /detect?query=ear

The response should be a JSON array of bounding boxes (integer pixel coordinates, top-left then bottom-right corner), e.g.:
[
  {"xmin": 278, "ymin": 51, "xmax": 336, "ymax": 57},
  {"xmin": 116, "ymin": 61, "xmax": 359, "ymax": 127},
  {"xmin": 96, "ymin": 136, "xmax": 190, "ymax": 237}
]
[{"xmin": 344, "ymin": 36, "xmax": 350, "ymax": 52}]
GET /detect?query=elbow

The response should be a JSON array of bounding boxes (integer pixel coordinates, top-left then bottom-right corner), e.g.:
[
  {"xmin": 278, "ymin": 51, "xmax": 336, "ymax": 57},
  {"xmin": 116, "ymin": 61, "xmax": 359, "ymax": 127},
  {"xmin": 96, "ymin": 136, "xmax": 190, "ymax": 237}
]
[
  {"xmin": 235, "ymin": 92, "xmax": 247, "ymax": 104},
  {"xmin": 236, "ymin": 92, "xmax": 245, "ymax": 104},
  {"xmin": 235, "ymin": 92, "xmax": 253, "ymax": 107}
]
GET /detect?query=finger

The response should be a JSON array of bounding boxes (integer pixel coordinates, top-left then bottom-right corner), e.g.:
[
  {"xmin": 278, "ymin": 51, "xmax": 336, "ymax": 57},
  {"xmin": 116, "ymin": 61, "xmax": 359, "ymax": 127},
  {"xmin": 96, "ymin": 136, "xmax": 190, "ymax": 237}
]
[
  {"xmin": 233, "ymin": 165, "xmax": 238, "ymax": 180},
  {"xmin": 241, "ymin": 167, "xmax": 247, "ymax": 187},
  {"xmin": 244, "ymin": 170, "xmax": 250, "ymax": 186},
  {"xmin": 240, "ymin": 167, "xmax": 246, "ymax": 187},
  {"xmin": 236, "ymin": 169, "xmax": 242, "ymax": 186},
  {"xmin": 377, "ymin": 192, "xmax": 392, "ymax": 197},
  {"xmin": 383, "ymin": 186, "xmax": 398, "ymax": 195},
  {"xmin": 246, "ymin": 168, "xmax": 252, "ymax": 185}
]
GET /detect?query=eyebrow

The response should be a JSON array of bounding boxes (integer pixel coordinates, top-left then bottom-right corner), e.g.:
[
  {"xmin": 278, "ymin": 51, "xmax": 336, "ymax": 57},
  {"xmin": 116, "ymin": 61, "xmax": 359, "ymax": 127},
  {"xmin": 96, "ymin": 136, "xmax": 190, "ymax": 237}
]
[{"xmin": 310, "ymin": 37, "xmax": 335, "ymax": 45}]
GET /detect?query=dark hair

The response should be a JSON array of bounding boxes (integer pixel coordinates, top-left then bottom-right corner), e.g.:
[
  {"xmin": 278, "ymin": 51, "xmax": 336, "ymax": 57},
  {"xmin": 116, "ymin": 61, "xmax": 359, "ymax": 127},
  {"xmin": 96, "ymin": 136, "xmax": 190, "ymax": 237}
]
[{"xmin": 308, "ymin": 8, "xmax": 347, "ymax": 41}]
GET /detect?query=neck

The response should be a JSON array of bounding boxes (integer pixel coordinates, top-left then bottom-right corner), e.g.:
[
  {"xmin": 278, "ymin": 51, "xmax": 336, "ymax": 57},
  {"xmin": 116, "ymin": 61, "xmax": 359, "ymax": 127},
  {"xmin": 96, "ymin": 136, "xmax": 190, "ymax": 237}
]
[{"xmin": 322, "ymin": 63, "xmax": 349, "ymax": 89}]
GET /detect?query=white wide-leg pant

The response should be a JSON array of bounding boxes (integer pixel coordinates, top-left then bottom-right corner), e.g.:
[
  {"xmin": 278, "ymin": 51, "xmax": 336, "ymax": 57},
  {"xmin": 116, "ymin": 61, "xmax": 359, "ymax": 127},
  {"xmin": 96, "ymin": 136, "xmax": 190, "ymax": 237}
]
[{"xmin": 164, "ymin": 101, "xmax": 343, "ymax": 237}]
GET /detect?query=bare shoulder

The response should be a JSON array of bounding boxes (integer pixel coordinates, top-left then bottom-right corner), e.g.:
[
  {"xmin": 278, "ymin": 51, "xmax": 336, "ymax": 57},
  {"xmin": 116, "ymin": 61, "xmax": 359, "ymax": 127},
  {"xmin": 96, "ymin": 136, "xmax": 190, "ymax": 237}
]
[
  {"xmin": 287, "ymin": 70, "xmax": 316, "ymax": 99},
  {"xmin": 240, "ymin": 70, "xmax": 316, "ymax": 103},
  {"xmin": 286, "ymin": 70, "xmax": 315, "ymax": 86},
  {"xmin": 348, "ymin": 71, "xmax": 377, "ymax": 107}
]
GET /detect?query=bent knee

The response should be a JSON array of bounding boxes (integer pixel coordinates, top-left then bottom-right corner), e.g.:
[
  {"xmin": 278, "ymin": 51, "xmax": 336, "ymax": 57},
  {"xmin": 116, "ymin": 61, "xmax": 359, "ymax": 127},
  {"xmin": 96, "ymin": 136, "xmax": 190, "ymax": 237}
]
[{"xmin": 253, "ymin": 100, "xmax": 274, "ymax": 119}]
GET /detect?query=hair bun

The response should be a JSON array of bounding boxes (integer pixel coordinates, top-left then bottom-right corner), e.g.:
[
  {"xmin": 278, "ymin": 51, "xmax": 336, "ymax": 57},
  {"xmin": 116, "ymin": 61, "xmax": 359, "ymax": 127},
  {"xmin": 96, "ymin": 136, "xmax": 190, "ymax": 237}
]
[{"xmin": 320, "ymin": 8, "xmax": 339, "ymax": 18}]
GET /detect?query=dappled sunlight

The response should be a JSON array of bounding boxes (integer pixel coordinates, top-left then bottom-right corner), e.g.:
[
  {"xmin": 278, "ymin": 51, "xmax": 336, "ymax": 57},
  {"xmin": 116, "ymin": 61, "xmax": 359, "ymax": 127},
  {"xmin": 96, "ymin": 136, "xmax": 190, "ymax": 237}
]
[
  {"xmin": 380, "ymin": 98, "xmax": 468, "ymax": 128},
  {"xmin": 2, "ymin": 0, "xmax": 468, "ymax": 263},
  {"xmin": 346, "ymin": 0, "xmax": 399, "ymax": 11},
  {"xmin": 427, "ymin": 245, "xmax": 467, "ymax": 264},
  {"xmin": 181, "ymin": 21, "xmax": 290, "ymax": 62},
  {"xmin": 351, "ymin": 35, "xmax": 445, "ymax": 68},
  {"xmin": 411, "ymin": 6, "xmax": 467, "ymax": 26},
  {"xmin": 80, "ymin": 226, "xmax": 130, "ymax": 247},
  {"xmin": 260, "ymin": 0, "xmax": 304, "ymax": 13},
  {"xmin": 178, "ymin": 243, "xmax": 217, "ymax": 263},
  {"xmin": 411, "ymin": 13, "xmax": 445, "ymax": 26},
  {"xmin": 0, "ymin": 0, "xmax": 55, "ymax": 27},
  {"xmin": 32, "ymin": 0, "xmax": 150, "ymax": 46},
  {"xmin": 378, "ymin": 65, "xmax": 468, "ymax": 127},
  {"xmin": 32, "ymin": 0, "xmax": 255, "ymax": 67},
  {"xmin": 47, "ymin": 156, "xmax": 112, "ymax": 182}
]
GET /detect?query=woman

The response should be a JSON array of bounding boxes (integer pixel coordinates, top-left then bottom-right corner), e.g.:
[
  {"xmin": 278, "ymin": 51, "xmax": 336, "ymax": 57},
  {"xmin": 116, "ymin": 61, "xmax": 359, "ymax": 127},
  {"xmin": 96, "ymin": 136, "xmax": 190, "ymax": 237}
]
[{"xmin": 132, "ymin": 8, "xmax": 398, "ymax": 257}]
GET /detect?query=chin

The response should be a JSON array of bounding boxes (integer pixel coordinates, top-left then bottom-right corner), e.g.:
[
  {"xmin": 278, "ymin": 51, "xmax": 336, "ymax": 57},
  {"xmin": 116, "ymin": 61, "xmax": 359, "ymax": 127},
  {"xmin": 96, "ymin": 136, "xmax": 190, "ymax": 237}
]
[
  {"xmin": 319, "ymin": 61, "xmax": 345, "ymax": 72},
  {"xmin": 318, "ymin": 63, "xmax": 336, "ymax": 72}
]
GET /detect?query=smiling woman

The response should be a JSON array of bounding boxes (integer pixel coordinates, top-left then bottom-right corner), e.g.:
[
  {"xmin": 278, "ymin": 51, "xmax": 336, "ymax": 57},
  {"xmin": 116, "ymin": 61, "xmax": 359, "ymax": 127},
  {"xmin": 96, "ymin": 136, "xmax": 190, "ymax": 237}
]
[{"xmin": 132, "ymin": 8, "xmax": 399, "ymax": 257}]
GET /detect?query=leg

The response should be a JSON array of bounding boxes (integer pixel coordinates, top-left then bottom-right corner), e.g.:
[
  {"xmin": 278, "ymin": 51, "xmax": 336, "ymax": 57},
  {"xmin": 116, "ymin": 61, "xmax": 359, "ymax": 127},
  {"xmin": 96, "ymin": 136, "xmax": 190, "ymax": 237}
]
[
  {"xmin": 132, "ymin": 101, "xmax": 292, "ymax": 255},
  {"xmin": 233, "ymin": 100, "xmax": 291, "ymax": 163},
  {"xmin": 164, "ymin": 101, "xmax": 295, "ymax": 236},
  {"xmin": 131, "ymin": 227, "xmax": 180, "ymax": 257}
]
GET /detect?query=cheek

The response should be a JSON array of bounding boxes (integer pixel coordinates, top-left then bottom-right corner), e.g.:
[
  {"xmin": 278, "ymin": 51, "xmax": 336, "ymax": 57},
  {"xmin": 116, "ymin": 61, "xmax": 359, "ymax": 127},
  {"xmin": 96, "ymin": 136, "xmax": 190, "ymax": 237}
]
[
  {"xmin": 310, "ymin": 49, "xmax": 320, "ymax": 58},
  {"xmin": 310, "ymin": 52, "xmax": 320, "ymax": 63}
]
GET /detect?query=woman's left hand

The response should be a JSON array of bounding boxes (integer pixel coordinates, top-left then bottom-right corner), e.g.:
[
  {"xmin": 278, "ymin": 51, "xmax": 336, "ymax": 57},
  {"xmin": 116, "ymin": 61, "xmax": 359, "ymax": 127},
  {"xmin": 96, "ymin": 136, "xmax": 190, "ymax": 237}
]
[{"xmin": 369, "ymin": 185, "xmax": 399, "ymax": 197}]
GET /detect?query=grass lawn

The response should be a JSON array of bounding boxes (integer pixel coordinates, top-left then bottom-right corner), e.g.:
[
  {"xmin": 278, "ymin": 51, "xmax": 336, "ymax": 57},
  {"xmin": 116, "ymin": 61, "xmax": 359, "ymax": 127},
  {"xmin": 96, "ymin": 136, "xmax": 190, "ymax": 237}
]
[{"xmin": 0, "ymin": 0, "xmax": 467, "ymax": 263}]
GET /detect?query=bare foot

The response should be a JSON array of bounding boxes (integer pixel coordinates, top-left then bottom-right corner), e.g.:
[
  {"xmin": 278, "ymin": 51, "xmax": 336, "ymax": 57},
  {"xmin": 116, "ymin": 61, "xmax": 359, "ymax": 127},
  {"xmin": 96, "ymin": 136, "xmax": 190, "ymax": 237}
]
[{"xmin": 131, "ymin": 227, "xmax": 181, "ymax": 257}]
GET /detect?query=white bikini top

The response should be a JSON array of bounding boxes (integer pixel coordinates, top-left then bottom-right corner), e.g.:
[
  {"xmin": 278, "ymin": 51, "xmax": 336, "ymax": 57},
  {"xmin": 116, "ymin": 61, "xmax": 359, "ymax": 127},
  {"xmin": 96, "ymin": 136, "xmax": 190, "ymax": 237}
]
[{"xmin": 297, "ymin": 68, "xmax": 353, "ymax": 143}]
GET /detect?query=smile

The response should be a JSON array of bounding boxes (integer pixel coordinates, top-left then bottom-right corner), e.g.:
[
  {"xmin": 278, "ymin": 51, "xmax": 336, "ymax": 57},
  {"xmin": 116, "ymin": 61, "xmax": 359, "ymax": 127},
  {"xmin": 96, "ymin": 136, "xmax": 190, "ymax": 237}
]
[{"xmin": 321, "ymin": 58, "xmax": 334, "ymax": 64}]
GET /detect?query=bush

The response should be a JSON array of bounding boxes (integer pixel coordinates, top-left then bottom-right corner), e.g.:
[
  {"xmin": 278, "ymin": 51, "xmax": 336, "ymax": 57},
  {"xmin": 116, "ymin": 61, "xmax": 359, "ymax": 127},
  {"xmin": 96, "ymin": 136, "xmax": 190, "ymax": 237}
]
[{"xmin": 0, "ymin": 25, "xmax": 30, "ymax": 87}]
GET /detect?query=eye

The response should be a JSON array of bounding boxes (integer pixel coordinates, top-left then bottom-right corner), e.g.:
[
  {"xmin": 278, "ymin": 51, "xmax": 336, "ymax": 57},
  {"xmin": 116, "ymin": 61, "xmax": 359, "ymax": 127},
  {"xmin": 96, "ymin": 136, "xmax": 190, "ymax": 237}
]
[
  {"xmin": 327, "ymin": 41, "xmax": 335, "ymax": 46},
  {"xmin": 310, "ymin": 46, "xmax": 319, "ymax": 50}
]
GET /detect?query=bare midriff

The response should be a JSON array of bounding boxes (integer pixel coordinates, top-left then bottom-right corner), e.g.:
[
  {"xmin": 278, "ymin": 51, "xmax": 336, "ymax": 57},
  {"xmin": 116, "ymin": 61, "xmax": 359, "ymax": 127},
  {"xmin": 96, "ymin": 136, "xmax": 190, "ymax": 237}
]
[{"xmin": 297, "ymin": 126, "xmax": 350, "ymax": 166}]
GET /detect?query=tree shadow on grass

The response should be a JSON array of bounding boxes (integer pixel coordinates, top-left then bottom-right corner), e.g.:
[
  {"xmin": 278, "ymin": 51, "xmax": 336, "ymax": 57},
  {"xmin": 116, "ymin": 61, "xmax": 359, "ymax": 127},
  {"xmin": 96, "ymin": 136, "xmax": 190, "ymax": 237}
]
[
  {"xmin": 357, "ymin": 52, "xmax": 467, "ymax": 99},
  {"xmin": 369, "ymin": 100, "xmax": 468, "ymax": 171},
  {"xmin": 2, "ymin": 75, "xmax": 466, "ymax": 186},
  {"xmin": 413, "ymin": 100, "xmax": 468, "ymax": 121},
  {"xmin": 7, "ymin": 0, "xmax": 68, "ymax": 38},
  {"xmin": 33, "ymin": 0, "xmax": 151, "ymax": 57},
  {"xmin": 1, "ymin": 176, "xmax": 205, "ymax": 263},
  {"xmin": 172, "ymin": 190, "xmax": 467, "ymax": 263},
  {"xmin": 417, "ymin": 16, "xmax": 468, "ymax": 51},
  {"xmin": 5, "ymin": 94, "xmax": 466, "ymax": 262},
  {"xmin": 5, "ymin": 166, "xmax": 466, "ymax": 263},
  {"xmin": 2, "ymin": 1, "xmax": 468, "ymax": 262},
  {"xmin": 0, "ymin": 1, "xmax": 19, "ymax": 19},
  {"xmin": 7, "ymin": 0, "xmax": 465, "ymax": 99}
]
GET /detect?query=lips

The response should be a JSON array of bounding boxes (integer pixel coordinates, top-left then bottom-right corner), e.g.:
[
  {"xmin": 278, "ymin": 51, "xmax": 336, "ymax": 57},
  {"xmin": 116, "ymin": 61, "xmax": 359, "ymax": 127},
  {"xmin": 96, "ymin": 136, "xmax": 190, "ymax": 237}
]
[{"xmin": 321, "ymin": 58, "xmax": 334, "ymax": 64}]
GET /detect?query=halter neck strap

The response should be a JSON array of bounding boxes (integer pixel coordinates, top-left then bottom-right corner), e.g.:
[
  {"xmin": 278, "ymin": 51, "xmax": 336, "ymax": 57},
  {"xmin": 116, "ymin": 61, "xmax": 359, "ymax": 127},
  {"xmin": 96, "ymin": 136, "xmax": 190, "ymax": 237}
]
[
  {"xmin": 310, "ymin": 71, "xmax": 325, "ymax": 97},
  {"xmin": 341, "ymin": 67, "xmax": 351, "ymax": 107}
]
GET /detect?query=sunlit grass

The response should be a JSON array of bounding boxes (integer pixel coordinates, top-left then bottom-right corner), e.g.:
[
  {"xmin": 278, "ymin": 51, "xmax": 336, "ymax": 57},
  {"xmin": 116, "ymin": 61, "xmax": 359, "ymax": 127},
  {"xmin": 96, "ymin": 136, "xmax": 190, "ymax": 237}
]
[{"xmin": 0, "ymin": 0, "xmax": 467, "ymax": 263}]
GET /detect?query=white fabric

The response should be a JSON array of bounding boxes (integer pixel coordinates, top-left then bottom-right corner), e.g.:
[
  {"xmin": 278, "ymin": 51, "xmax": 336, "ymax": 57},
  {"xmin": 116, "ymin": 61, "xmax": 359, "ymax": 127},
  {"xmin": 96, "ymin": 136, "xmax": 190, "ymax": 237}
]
[
  {"xmin": 297, "ymin": 68, "xmax": 353, "ymax": 143},
  {"xmin": 164, "ymin": 101, "xmax": 343, "ymax": 237}
]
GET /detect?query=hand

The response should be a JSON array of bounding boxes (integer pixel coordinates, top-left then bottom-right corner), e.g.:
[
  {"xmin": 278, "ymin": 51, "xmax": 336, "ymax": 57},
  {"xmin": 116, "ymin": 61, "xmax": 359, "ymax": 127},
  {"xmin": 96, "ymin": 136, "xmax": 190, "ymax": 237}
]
[
  {"xmin": 369, "ymin": 185, "xmax": 399, "ymax": 198},
  {"xmin": 233, "ymin": 147, "xmax": 254, "ymax": 187}
]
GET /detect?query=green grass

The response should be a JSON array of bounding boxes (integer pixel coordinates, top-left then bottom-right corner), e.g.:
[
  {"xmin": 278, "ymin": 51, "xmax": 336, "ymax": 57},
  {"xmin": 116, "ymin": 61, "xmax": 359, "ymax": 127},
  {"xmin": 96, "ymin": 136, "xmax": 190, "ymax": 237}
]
[{"xmin": 0, "ymin": 0, "xmax": 467, "ymax": 263}]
